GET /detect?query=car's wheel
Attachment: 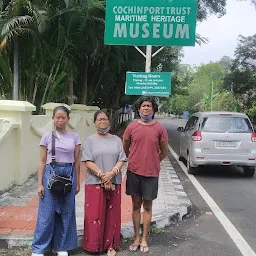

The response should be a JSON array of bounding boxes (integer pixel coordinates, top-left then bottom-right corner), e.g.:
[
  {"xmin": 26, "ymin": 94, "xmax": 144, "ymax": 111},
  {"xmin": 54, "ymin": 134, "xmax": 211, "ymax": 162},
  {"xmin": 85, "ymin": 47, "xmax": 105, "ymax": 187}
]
[
  {"xmin": 178, "ymin": 147, "xmax": 183, "ymax": 161},
  {"xmin": 243, "ymin": 166, "xmax": 255, "ymax": 177},
  {"xmin": 187, "ymin": 153, "xmax": 197, "ymax": 175}
]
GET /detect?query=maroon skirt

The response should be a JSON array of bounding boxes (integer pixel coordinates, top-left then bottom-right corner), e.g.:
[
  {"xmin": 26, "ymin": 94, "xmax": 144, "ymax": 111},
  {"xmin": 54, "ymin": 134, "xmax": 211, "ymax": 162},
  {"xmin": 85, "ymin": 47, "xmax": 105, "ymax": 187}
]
[{"xmin": 82, "ymin": 184, "xmax": 121, "ymax": 252}]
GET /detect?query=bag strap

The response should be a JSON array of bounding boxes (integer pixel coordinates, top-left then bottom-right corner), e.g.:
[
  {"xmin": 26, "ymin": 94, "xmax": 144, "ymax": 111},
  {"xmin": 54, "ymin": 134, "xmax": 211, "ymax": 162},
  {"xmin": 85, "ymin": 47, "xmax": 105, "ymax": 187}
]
[
  {"xmin": 51, "ymin": 131, "xmax": 73, "ymax": 179},
  {"xmin": 52, "ymin": 132, "xmax": 56, "ymax": 164}
]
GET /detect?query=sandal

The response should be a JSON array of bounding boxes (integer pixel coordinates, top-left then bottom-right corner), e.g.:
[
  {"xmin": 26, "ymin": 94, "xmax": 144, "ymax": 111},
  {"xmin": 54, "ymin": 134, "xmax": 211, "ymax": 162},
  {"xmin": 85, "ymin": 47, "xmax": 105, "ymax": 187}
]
[
  {"xmin": 107, "ymin": 248, "xmax": 117, "ymax": 256},
  {"xmin": 140, "ymin": 245, "xmax": 149, "ymax": 254},
  {"xmin": 128, "ymin": 244, "xmax": 140, "ymax": 252}
]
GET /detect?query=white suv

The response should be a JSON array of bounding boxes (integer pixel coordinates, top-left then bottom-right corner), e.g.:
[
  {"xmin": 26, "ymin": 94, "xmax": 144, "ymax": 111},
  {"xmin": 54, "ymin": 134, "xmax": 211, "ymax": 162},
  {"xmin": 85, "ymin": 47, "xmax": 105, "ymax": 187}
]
[{"xmin": 177, "ymin": 112, "xmax": 256, "ymax": 177}]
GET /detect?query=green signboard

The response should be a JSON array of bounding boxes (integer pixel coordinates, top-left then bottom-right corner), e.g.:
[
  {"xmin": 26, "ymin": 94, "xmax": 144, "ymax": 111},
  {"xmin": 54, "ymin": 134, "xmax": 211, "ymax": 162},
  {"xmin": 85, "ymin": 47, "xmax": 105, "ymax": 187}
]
[
  {"xmin": 104, "ymin": 0, "xmax": 197, "ymax": 46},
  {"xmin": 126, "ymin": 72, "xmax": 171, "ymax": 96}
]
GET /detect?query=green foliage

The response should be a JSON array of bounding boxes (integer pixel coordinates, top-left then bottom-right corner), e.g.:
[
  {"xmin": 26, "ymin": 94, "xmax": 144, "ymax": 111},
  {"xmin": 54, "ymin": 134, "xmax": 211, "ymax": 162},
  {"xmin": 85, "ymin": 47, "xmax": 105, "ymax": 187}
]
[
  {"xmin": 166, "ymin": 31, "xmax": 256, "ymax": 116},
  {"xmin": 0, "ymin": 50, "xmax": 12, "ymax": 98},
  {"xmin": 164, "ymin": 61, "xmax": 237, "ymax": 114},
  {"xmin": 0, "ymin": 0, "xmax": 228, "ymax": 112},
  {"xmin": 170, "ymin": 94, "xmax": 189, "ymax": 114},
  {"xmin": 218, "ymin": 56, "xmax": 233, "ymax": 75},
  {"xmin": 223, "ymin": 34, "xmax": 256, "ymax": 111},
  {"xmin": 186, "ymin": 62, "xmax": 225, "ymax": 112},
  {"xmin": 248, "ymin": 106, "xmax": 256, "ymax": 116},
  {"xmin": 213, "ymin": 91, "xmax": 240, "ymax": 112},
  {"xmin": 149, "ymin": 224, "xmax": 166, "ymax": 234},
  {"xmin": 248, "ymin": 106, "xmax": 256, "ymax": 124},
  {"xmin": 197, "ymin": 0, "xmax": 227, "ymax": 21}
]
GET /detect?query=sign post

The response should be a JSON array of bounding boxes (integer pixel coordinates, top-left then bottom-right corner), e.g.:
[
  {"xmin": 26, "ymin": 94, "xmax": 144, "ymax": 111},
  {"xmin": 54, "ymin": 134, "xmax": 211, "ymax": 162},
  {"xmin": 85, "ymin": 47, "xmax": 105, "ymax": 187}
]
[{"xmin": 145, "ymin": 45, "xmax": 152, "ymax": 72}]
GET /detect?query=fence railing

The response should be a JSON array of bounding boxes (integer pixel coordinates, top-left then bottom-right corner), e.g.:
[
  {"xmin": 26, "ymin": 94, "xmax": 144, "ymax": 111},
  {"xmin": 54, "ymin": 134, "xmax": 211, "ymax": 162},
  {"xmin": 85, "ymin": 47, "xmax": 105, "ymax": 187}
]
[{"xmin": 110, "ymin": 108, "xmax": 134, "ymax": 133}]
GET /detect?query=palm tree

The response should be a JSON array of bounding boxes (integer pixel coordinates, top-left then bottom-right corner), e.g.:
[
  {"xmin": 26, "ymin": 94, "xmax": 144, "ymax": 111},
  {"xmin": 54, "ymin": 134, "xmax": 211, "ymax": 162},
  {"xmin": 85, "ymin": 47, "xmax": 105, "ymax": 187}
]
[
  {"xmin": 34, "ymin": 0, "xmax": 106, "ymax": 107},
  {"xmin": 76, "ymin": 0, "xmax": 105, "ymax": 104},
  {"xmin": 0, "ymin": 50, "xmax": 12, "ymax": 98},
  {"xmin": 0, "ymin": 0, "xmax": 38, "ymax": 100}
]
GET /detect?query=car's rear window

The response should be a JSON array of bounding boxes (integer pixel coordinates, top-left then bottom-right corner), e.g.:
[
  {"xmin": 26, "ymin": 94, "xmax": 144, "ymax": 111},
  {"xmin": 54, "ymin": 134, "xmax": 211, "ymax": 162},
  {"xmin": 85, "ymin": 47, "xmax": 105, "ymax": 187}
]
[{"xmin": 201, "ymin": 116, "xmax": 253, "ymax": 133}]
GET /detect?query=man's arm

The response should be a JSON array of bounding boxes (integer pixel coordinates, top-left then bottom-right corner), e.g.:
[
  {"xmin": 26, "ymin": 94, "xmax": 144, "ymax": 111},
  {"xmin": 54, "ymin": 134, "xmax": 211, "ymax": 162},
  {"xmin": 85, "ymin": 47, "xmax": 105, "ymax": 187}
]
[
  {"xmin": 159, "ymin": 141, "xmax": 168, "ymax": 161},
  {"xmin": 123, "ymin": 139, "xmax": 131, "ymax": 157}
]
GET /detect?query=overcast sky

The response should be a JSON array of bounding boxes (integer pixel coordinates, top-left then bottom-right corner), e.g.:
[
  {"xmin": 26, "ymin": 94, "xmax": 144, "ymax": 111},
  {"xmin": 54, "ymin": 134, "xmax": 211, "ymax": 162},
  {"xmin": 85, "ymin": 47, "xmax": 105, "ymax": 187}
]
[{"xmin": 182, "ymin": 0, "xmax": 256, "ymax": 66}]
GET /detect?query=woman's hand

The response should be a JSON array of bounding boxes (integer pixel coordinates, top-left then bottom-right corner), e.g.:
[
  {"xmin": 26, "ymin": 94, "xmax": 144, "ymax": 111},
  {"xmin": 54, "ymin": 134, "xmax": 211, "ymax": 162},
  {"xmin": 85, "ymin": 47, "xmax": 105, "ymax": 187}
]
[
  {"xmin": 38, "ymin": 184, "xmax": 44, "ymax": 198},
  {"xmin": 104, "ymin": 182, "xmax": 113, "ymax": 191},
  {"xmin": 101, "ymin": 171, "xmax": 115, "ymax": 184}
]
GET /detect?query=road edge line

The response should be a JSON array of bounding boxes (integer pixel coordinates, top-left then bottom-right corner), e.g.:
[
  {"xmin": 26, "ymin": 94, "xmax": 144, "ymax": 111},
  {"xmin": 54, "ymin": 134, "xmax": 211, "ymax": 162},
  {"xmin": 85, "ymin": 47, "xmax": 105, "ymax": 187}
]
[{"xmin": 168, "ymin": 144, "xmax": 256, "ymax": 256}]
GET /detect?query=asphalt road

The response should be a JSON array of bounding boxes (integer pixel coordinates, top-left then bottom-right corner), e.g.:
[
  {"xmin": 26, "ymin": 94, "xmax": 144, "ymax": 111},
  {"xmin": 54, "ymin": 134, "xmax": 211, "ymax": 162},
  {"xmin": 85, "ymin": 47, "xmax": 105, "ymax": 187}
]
[{"xmin": 162, "ymin": 117, "xmax": 256, "ymax": 255}]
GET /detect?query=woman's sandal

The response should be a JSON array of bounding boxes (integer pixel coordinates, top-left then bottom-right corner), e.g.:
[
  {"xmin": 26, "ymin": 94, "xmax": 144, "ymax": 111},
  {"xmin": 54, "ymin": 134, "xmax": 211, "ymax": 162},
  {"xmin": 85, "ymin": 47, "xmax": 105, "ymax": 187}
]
[
  {"xmin": 107, "ymin": 248, "xmax": 117, "ymax": 256},
  {"xmin": 128, "ymin": 244, "xmax": 140, "ymax": 252},
  {"xmin": 140, "ymin": 245, "xmax": 149, "ymax": 254}
]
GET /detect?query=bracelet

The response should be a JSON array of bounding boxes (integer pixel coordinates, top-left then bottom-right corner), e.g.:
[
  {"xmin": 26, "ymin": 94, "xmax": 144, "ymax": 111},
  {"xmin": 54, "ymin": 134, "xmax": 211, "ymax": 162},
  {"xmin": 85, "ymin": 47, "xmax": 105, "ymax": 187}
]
[
  {"xmin": 112, "ymin": 166, "xmax": 120, "ymax": 175},
  {"xmin": 114, "ymin": 166, "xmax": 120, "ymax": 172},
  {"xmin": 97, "ymin": 170, "xmax": 103, "ymax": 177}
]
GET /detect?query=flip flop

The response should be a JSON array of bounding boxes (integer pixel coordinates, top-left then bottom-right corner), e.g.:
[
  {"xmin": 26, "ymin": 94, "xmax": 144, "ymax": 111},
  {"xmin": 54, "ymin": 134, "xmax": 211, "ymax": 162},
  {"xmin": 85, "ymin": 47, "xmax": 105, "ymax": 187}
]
[
  {"xmin": 129, "ymin": 244, "xmax": 140, "ymax": 252},
  {"xmin": 107, "ymin": 248, "xmax": 117, "ymax": 256},
  {"xmin": 140, "ymin": 245, "xmax": 149, "ymax": 254}
]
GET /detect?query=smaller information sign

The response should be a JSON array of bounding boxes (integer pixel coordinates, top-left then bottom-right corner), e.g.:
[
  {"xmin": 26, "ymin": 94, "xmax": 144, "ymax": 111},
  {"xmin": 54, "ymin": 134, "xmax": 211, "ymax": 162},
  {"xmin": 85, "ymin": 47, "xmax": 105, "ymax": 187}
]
[{"xmin": 125, "ymin": 72, "xmax": 171, "ymax": 96}]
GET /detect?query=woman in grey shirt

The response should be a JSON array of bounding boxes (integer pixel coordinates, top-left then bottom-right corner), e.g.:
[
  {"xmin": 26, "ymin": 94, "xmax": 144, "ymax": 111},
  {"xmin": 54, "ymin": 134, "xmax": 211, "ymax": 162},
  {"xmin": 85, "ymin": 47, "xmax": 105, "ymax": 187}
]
[{"xmin": 81, "ymin": 109, "xmax": 126, "ymax": 256}]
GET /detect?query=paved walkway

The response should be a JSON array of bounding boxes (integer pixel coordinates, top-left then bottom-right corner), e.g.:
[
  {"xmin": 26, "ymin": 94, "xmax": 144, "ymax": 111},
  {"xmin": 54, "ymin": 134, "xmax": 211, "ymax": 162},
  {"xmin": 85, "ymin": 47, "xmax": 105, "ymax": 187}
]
[{"xmin": 0, "ymin": 158, "xmax": 191, "ymax": 249}]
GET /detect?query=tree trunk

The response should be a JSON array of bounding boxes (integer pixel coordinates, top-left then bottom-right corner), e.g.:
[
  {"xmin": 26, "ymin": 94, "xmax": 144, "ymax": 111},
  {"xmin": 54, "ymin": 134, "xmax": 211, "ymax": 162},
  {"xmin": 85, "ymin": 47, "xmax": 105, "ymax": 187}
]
[
  {"xmin": 27, "ymin": 72, "xmax": 34, "ymax": 102},
  {"xmin": 45, "ymin": 62, "xmax": 62, "ymax": 103},
  {"xmin": 32, "ymin": 77, "xmax": 38, "ymax": 105},
  {"xmin": 113, "ymin": 87, "xmax": 121, "ymax": 108},
  {"xmin": 0, "ymin": 86, "xmax": 5, "ymax": 99},
  {"xmin": 13, "ymin": 38, "xmax": 19, "ymax": 100},
  {"xmin": 39, "ymin": 44, "xmax": 66, "ymax": 111},
  {"xmin": 80, "ymin": 55, "xmax": 88, "ymax": 105},
  {"xmin": 39, "ymin": 67, "xmax": 54, "ymax": 111},
  {"xmin": 39, "ymin": 58, "xmax": 62, "ymax": 112},
  {"xmin": 67, "ymin": 74, "xmax": 74, "ymax": 105},
  {"xmin": 89, "ymin": 46, "xmax": 110, "ymax": 105}
]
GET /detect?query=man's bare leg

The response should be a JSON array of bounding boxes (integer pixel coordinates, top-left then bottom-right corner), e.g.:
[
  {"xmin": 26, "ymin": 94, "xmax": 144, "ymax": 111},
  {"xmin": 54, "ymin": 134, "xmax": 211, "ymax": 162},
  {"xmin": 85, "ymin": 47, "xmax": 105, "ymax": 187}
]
[
  {"xmin": 140, "ymin": 200, "xmax": 152, "ymax": 253},
  {"xmin": 129, "ymin": 195, "xmax": 143, "ymax": 250}
]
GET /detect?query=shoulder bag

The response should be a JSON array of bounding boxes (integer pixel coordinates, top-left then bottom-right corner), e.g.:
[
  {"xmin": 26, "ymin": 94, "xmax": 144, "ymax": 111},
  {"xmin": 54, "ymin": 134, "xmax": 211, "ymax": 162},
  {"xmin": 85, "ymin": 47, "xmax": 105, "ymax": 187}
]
[{"xmin": 47, "ymin": 132, "xmax": 73, "ymax": 196}]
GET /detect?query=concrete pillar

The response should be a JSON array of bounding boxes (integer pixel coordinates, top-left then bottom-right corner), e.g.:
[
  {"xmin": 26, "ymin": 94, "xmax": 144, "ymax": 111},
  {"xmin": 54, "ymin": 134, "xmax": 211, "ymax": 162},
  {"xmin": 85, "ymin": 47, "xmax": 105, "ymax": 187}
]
[
  {"xmin": 70, "ymin": 104, "xmax": 99, "ymax": 143},
  {"xmin": 0, "ymin": 100, "xmax": 36, "ymax": 186}
]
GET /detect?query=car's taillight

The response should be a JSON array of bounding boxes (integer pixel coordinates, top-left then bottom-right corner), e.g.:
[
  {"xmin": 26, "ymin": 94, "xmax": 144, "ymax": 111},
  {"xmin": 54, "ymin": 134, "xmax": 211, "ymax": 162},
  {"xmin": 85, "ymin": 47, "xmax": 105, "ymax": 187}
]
[
  {"xmin": 192, "ymin": 130, "xmax": 202, "ymax": 141},
  {"xmin": 251, "ymin": 132, "xmax": 256, "ymax": 142}
]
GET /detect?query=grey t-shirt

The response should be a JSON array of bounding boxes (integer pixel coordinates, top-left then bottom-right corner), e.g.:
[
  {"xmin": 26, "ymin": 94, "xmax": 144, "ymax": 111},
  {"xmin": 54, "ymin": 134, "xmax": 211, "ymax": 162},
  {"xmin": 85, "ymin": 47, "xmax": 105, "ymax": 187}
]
[{"xmin": 81, "ymin": 134, "xmax": 127, "ymax": 184}]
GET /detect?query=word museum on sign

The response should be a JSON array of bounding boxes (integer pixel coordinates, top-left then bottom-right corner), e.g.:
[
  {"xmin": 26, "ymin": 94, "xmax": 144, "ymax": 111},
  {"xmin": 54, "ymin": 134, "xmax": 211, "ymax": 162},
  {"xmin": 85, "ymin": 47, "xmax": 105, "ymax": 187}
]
[{"xmin": 113, "ymin": 23, "xmax": 190, "ymax": 40}]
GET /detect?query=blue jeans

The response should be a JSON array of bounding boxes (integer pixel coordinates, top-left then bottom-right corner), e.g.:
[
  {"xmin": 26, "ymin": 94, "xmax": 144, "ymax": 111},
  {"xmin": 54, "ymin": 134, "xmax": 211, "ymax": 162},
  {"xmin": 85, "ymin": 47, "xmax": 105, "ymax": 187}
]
[{"xmin": 32, "ymin": 163, "xmax": 77, "ymax": 253}]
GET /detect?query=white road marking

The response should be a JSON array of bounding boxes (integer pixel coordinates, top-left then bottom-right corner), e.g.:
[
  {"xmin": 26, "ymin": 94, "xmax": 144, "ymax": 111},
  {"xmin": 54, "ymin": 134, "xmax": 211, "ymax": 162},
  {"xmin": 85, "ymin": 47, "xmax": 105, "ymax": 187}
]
[{"xmin": 168, "ymin": 144, "xmax": 256, "ymax": 256}]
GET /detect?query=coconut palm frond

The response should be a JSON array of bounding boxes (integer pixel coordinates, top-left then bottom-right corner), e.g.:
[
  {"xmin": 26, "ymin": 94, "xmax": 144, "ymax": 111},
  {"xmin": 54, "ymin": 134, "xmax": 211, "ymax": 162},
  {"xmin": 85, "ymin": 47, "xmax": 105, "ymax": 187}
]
[
  {"xmin": 196, "ymin": 33, "xmax": 209, "ymax": 46},
  {"xmin": 1, "ymin": 15, "xmax": 34, "ymax": 37}
]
